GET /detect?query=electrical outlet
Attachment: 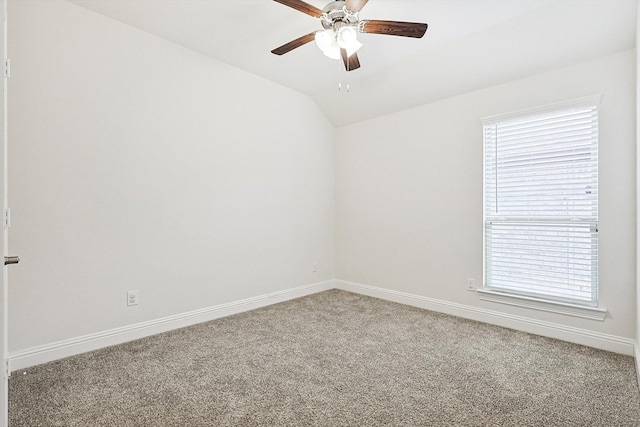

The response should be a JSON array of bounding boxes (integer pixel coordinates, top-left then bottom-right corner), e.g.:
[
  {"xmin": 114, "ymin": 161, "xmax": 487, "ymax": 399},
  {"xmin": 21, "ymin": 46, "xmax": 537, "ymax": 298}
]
[
  {"xmin": 127, "ymin": 290, "xmax": 139, "ymax": 306},
  {"xmin": 466, "ymin": 278, "xmax": 475, "ymax": 291},
  {"xmin": 312, "ymin": 262, "xmax": 317, "ymax": 272}
]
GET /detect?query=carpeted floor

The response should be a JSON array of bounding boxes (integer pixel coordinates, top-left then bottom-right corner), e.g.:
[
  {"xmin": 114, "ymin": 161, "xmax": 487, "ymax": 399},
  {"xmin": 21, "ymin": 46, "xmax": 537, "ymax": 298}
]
[{"xmin": 8, "ymin": 289, "xmax": 640, "ymax": 426}]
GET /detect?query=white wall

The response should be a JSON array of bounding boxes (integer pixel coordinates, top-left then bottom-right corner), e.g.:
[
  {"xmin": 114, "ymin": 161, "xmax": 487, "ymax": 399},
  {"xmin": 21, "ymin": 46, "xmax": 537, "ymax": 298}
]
[
  {"xmin": 7, "ymin": 0, "xmax": 335, "ymax": 352},
  {"xmin": 6, "ymin": 0, "xmax": 638, "ymax": 363},
  {"xmin": 336, "ymin": 50, "xmax": 636, "ymax": 339}
]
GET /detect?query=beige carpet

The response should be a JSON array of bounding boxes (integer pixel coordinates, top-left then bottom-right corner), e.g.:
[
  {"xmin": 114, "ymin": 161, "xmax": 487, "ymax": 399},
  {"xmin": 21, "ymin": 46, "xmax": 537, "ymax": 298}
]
[{"xmin": 9, "ymin": 289, "xmax": 640, "ymax": 426}]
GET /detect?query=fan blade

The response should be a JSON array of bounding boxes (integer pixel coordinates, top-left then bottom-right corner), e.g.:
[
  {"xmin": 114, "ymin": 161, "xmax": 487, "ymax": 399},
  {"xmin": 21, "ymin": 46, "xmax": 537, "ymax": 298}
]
[
  {"xmin": 345, "ymin": 0, "xmax": 369, "ymax": 12},
  {"xmin": 273, "ymin": 0, "xmax": 323, "ymax": 18},
  {"xmin": 341, "ymin": 49, "xmax": 361, "ymax": 71},
  {"xmin": 360, "ymin": 20, "xmax": 428, "ymax": 38},
  {"xmin": 271, "ymin": 32, "xmax": 317, "ymax": 55}
]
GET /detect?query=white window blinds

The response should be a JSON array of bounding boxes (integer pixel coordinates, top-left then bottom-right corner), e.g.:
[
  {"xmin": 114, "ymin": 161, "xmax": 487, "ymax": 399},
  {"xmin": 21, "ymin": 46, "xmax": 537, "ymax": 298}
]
[{"xmin": 483, "ymin": 98, "xmax": 598, "ymax": 306}]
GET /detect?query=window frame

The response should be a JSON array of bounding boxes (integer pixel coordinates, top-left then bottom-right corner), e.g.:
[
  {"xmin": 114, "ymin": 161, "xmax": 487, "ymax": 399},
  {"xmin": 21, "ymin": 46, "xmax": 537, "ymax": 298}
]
[{"xmin": 480, "ymin": 95, "xmax": 606, "ymax": 320}]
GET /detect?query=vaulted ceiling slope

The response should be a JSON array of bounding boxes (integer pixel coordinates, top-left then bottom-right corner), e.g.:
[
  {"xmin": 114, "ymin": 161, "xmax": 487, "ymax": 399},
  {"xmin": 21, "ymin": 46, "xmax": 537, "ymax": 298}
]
[{"xmin": 68, "ymin": 0, "xmax": 636, "ymax": 127}]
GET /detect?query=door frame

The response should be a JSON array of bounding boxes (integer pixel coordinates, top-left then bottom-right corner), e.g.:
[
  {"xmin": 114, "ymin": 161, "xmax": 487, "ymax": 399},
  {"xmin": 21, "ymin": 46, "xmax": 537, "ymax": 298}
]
[{"xmin": 1, "ymin": 0, "xmax": 9, "ymax": 424}]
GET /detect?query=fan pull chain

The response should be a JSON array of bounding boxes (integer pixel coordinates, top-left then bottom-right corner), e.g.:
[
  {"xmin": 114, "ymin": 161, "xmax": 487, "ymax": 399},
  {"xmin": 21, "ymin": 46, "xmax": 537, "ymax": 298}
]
[
  {"xmin": 345, "ymin": 55, "xmax": 350, "ymax": 92},
  {"xmin": 337, "ymin": 56, "xmax": 350, "ymax": 93},
  {"xmin": 337, "ymin": 56, "xmax": 342, "ymax": 91}
]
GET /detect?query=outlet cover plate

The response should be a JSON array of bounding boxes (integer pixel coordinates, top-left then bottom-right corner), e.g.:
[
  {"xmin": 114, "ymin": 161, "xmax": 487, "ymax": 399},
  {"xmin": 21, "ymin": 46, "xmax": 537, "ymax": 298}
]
[{"xmin": 127, "ymin": 290, "xmax": 139, "ymax": 306}]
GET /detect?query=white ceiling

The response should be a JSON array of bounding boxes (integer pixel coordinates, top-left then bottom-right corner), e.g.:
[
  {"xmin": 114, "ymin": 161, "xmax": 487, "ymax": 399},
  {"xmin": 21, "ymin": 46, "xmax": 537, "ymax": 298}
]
[{"xmin": 68, "ymin": 0, "xmax": 637, "ymax": 127}]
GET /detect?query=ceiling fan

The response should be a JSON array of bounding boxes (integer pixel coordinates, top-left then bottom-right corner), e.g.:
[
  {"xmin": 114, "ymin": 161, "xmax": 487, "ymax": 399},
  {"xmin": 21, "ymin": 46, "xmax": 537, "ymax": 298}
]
[{"xmin": 271, "ymin": 0, "xmax": 428, "ymax": 71}]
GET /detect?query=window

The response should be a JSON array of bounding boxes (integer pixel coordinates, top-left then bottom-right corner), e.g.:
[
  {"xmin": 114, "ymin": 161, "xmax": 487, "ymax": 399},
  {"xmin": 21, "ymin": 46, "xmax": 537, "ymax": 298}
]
[{"xmin": 482, "ymin": 97, "xmax": 599, "ymax": 308}]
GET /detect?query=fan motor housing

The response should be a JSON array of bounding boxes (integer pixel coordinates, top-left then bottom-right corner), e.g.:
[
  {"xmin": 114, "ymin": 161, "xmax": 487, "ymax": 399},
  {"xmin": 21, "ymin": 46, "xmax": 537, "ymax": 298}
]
[{"xmin": 321, "ymin": 0, "xmax": 359, "ymax": 30}]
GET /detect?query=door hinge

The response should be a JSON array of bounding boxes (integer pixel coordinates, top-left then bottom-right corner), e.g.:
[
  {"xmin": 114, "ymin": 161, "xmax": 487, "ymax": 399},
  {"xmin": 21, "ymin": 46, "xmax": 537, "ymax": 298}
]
[
  {"xmin": 4, "ymin": 208, "xmax": 10, "ymax": 228},
  {"xmin": 5, "ymin": 360, "xmax": 10, "ymax": 378},
  {"xmin": 4, "ymin": 58, "xmax": 9, "ymax": 78}
]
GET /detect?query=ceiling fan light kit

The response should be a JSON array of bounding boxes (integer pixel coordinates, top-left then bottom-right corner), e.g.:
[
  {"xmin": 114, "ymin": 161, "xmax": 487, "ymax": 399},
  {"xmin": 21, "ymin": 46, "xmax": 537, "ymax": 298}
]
[
  {"xmin": 315, "ymin": 25, "xmax": 362, "ymax": 59},
  {"xmin": 314, "ymin": 29, "xmax": 340, "ymax": 59},
  {"xmin": 336, "ymin": 26, "xmax": 363, "ymax": 56},
  {"xmin": 271, "ymin": 0, "xmax": 428, "ymax": 72}
]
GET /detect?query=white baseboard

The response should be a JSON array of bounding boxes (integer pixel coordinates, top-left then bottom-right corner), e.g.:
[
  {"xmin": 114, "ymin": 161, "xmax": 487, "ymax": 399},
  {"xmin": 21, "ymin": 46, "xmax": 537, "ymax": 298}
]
[
  {"xmin": 9, "ymin": 280, "xmax": 335, "ymax": 372},
  {"xmin": 10, "ymin": 278, "xmax": 636, "ymax": 373},
  {"xmin": 335, "ymin": 280, "xmax": 636, "ymax": 356}
]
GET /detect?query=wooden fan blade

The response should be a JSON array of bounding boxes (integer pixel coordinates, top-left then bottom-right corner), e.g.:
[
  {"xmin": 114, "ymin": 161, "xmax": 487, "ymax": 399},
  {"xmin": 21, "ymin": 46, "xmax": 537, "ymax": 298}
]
[
  {"xmin": 360, "ymin": 20, "xmax": 428, "ymax": 38},
  {"xmin": 271, "ymin": 32, "xmax": 317, "ymax": 55},
  {"xmin": 341, "ymin": 49, "xmax": 361, "ymax": 72},
  {"xmin": 273, "ymin": 0, "xmax": 323, "ymax": 18},
  {"xmin": 345, "ymin": 0, "xmax": 369, "ymax": 12}
]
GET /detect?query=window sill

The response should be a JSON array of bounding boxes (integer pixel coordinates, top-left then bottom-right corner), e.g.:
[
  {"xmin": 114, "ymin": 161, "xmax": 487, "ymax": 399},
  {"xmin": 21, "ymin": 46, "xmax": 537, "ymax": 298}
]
[{"xmin": 476, "ymin": 289, "xmax": 607, "ymax": 321}]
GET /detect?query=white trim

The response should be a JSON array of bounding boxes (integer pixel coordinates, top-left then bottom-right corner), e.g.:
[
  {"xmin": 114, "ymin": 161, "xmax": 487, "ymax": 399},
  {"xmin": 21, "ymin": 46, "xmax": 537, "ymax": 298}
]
[
  {"xmin": 9, "ymin": 280, "xmax": 335, "ymax": 372},
  {"xmin": 481, "ymin": 94, "xmax": 602, "ymax": 124},
  {"xmin": 334, "ymin": 279, "xmax": 634, "ymax": 355},
  {"xmin": 635, "ymin": 342, "xmax": 640, "ymax": 389},
  {"xmin": 10, "ymin": 279, "xmax": 634, "ymax": 372},
  {"xmin": 476, "ymin": 289, "xmax": 607, "ymax": 321}
]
